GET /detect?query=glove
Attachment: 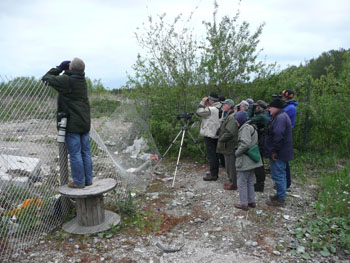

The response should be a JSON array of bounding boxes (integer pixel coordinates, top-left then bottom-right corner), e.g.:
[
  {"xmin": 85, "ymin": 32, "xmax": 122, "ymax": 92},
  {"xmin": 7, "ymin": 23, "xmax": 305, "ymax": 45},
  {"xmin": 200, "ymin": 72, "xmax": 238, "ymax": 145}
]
[{"xmin": 57, "ymin": 60, "xmax": 71, "ymax": 70}]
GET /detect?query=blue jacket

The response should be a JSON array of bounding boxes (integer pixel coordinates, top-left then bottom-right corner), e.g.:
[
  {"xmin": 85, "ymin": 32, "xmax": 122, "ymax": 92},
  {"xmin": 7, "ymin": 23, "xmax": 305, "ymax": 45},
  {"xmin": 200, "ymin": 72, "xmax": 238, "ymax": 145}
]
[
  {"xmin": 263, "ymin": 110, "xmax": 293, "ymax": 162},
  {"xmin": 283, "ymin": 100, "xmax": 298, "ymax": 128}
]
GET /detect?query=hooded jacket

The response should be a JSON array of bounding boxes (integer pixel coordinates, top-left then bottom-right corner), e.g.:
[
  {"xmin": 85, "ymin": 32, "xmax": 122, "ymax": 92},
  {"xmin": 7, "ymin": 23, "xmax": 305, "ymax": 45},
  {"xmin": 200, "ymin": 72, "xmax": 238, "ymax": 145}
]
[
  {"xmin": 196, "ymin": 101, "xmax": 222, "ymax": 138},
  {"xmin": 235, "ymin": 122, "xmax": 263, "ymax": 171},
  {"xmin": 283, "ymin": 100, "xmax": 298, "ymax": 128},
  {"xmin": 42, "ymin": 67, "xmax": 91, "ymax": 134}
]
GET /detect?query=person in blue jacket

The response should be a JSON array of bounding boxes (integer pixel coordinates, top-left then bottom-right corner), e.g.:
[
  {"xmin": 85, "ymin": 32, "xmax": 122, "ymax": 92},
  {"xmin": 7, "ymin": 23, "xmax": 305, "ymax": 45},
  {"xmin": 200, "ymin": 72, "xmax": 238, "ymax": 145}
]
[{"xmin": 281, "ymin": 89, "xmax": 298, "ymax": 189}]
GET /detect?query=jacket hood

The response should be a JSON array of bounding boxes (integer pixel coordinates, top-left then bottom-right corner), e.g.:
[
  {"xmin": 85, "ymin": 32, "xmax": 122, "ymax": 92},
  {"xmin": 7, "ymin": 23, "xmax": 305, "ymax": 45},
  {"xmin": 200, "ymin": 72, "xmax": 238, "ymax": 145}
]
[{"xmin": 286, "ymin": 100, "xmax": 298, "ymax": 106}]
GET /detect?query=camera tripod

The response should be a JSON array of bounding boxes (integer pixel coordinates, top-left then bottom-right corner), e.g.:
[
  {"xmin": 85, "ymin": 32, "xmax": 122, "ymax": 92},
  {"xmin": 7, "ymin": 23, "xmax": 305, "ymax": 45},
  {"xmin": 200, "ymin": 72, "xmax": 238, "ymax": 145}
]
[{"xmin": 155, "ymin": 120, "xmax": 205, "ymax": 187}]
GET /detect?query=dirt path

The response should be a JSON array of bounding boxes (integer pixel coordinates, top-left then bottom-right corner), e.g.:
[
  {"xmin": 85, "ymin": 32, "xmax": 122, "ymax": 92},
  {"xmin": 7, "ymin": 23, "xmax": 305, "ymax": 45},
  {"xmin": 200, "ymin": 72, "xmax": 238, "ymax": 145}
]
[{"xmin": 11, "ymin": 159, "xmax": 347, "ymax": 263}]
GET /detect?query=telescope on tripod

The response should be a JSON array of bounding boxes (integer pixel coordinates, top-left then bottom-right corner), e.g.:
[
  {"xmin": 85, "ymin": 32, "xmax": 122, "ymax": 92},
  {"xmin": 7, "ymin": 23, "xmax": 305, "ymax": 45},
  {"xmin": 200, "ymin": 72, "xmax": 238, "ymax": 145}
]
[{"xmin": 155, "ymin": 112, "xmax": 205, "ymax": 187}]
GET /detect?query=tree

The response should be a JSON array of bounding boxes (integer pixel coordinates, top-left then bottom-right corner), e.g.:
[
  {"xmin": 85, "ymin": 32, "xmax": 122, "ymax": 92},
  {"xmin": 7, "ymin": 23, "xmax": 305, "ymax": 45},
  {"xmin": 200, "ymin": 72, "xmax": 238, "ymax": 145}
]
[{"xmin": 200, "ymin": 1, "xmax": 269, "ymax": 97}]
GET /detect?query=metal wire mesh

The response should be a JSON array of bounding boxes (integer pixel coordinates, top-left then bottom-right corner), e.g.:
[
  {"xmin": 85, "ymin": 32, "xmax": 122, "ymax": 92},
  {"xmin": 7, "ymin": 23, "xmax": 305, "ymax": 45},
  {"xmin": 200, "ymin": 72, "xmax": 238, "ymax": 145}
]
[{"xmin": 0, "ymin": 76, "xmax": 131, "ymax": 261}]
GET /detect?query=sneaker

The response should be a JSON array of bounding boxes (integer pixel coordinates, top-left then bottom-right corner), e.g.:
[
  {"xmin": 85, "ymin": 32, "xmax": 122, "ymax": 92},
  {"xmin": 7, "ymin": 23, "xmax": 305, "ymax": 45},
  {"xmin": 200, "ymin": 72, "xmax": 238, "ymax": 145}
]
[
  {"xmin": 68, "ymin": 182, "xmax": 85, "ymax": 189},
  {"xmin": 85, "ymin": 181, "xmax": 93, "ymax": 186},
  {"xmin": 266, "ymin": 199, "xmax": 285, "ymax": 207},
  {"xmin": 203, "ymin": 174, "xmax": 218, "ymax": 181},
  {"xmin": 248, "ymin": 202, "xmax": 256, "ymax": 208},
  {"xmin": 224, "ymin": 184, "xmax": 237, "ymax": 190},
  {"xmin": 234, "ymin": 204, "xmax": 249, "ymax": 211}
]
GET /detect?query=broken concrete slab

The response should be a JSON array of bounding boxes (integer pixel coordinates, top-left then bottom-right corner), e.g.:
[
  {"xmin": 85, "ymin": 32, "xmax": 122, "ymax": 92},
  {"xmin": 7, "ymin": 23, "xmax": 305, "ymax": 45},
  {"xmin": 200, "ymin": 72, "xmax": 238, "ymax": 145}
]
[{"xmin": 0, "ymin": 154, "xmax": 41, "ymax": 189}]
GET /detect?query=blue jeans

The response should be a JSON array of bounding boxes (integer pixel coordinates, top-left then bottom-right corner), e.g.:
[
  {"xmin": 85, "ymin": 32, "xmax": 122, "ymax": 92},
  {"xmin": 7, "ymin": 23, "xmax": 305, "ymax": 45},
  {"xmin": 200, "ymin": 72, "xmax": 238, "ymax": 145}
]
[
  {"xmin": 66, "ymin": 132, "xmax": 93, "ymax": 186},
  {"xmin": 269, "ymin": 159, "xmax": 287, "ymax": 200}
]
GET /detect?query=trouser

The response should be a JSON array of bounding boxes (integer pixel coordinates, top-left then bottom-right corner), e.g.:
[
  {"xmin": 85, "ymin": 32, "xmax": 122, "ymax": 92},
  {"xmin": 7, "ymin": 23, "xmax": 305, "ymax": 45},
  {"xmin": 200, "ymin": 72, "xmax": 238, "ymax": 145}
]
[
  {"xmin": 66, "ymin": 132, "xmax": 93, "ymax": 186},
  {"xmin": 269, "ymin": 159, "xmax": 287, "ymax": 200},
  {"xmin": 224, "ymin": 154, "xmax": 237, "ymax": 187},
  {"xmin": 237, "ymin": 170, "xmax": 255, "ymax": 206},
  {"xmin": 204, "ymin": 137, "xmax": 219, "ymax": 177},
  {"xmin": 254, "ymin": 151, "xmax": 266, "ymax": 190},
  {"xmin": 286, "ymin": 162, "xmax": 291, "ymax": 188},
  {"xmin": 218, "ymin": 153, "xmax": 225, "ymax": 167}
]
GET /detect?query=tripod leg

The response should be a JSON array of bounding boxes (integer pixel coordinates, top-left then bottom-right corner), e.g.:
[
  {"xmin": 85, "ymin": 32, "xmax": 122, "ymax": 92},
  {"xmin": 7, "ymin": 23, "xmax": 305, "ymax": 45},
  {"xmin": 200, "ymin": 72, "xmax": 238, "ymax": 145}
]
[
  {"xmin": 187, "ymin": 130, "xmax": 206, "ymax": 157},
  {"xmin": 172, "ymin": 129, "xmax": 186, "ymax": 187},
  {"xmin": 155, "ymin": 129, "xmax": 183, "ymax": 167}
]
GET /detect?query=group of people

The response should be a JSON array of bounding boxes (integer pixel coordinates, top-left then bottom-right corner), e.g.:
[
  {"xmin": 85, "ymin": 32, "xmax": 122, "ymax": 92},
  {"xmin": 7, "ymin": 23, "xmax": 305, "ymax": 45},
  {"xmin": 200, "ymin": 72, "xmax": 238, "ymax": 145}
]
[{"xmin": 196, "ymin": 91, "xmax": 298, "ymax": 210}]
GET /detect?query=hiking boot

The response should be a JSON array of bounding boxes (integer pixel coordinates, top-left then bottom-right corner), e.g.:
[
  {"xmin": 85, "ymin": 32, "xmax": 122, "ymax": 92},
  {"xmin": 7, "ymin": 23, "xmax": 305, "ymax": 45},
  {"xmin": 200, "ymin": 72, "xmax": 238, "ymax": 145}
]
[
  {"xmin": 269, "ymin": 195, "xmax": 279, "ymax": 201},
  {"xmin": 224, "ymin": 184, "xmax": 237, "ymax": 190},
  {"xmin": 248, "ymin": 202, "xmax": 256, "ymax": 208},
  {"xmin": 68, "ymin": 182, "xmax": 85, "ymax": 189},
  {"xmin": 203, "ymin": 174, "xmax": 218, "ymax": 181},
  {"xmin": 85, "ymin": 181, "xmax": 93, "ymax": 186},
  {"xmin": 234, "ymin": 204, "xmax": 249, "ymax": 211},
  {"xmin": 266, "ymin": 198, "xmax": 285, "ymax": 207}
]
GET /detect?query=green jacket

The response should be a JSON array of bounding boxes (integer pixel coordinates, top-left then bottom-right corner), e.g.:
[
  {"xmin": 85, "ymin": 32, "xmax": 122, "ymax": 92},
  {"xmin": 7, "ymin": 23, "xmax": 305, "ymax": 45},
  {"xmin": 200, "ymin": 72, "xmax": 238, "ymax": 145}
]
[
  {"xmin": 249, "ymin": 111, "xmax": 269, "ymax": 148},
  {"xmin": 235, "ymin": 122, "xmax": 263, "ymax": 171},
  {"xmin": 216, "ymin": 111, "xmax": 238, "ymax": 155},
  {"xmin": 42, "ymin": 68, "xmax": 91, "ymax": 134}
]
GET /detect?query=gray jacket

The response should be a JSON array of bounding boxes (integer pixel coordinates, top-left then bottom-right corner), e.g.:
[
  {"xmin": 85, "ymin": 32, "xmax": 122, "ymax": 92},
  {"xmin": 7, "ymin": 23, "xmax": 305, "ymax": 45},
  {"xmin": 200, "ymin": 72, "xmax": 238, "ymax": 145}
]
[
  {"xmin": 235, "ymin": 122, "xmax": 263, "ymax": 171},
  {"xmin": 196, "ymin": 101, "xmax": 222, "ymax": 138}
]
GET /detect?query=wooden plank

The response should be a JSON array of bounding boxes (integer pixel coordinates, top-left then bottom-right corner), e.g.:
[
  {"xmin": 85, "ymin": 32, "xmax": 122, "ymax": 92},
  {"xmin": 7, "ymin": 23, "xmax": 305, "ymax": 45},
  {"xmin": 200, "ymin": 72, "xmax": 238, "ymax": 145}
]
[
  {"xmin": 58, "ymin": 178, "xmax": 117, "ymax": 198},
  {"xmin": 62, "ymin": 210, "xmax": 120, "ymax": 235}
]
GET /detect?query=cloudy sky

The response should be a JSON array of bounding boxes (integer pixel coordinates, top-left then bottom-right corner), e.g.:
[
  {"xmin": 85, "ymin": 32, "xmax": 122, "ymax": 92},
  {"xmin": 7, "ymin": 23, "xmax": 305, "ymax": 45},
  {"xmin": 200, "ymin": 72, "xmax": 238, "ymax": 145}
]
[{"xmin": 0, "ymin": 0, "xmax": 349, "ymax": 89}]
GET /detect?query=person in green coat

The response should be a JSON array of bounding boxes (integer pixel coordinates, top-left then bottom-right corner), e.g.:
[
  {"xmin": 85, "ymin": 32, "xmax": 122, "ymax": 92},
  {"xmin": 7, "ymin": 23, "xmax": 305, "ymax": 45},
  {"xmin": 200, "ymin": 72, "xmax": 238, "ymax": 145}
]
[
  {"xmin": 42, "ymin": 58, "xmax": 93, "ymax": 189},
  {"xmin": 216, "ymin": 99, "xmax": 238, "ymax": 190}
]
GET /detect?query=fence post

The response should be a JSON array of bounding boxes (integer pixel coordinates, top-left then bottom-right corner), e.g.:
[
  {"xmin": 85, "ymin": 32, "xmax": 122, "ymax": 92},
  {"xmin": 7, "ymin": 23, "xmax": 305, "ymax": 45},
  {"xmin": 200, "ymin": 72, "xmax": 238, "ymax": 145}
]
[{"xmin": 58, "ymin": 142, "xmax": 71, "ymax": 217}]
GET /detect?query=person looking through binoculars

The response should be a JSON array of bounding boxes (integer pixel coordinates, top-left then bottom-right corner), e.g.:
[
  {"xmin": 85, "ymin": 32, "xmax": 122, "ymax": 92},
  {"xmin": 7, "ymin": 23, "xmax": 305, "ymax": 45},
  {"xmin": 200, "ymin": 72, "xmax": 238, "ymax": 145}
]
[
  {"xmin": 196, "ymin": 92, "xmax": 223, "ymax": 181},
  {"xmin": 42, "ymin": 58, "xmax": 93, "ymax": 189}
]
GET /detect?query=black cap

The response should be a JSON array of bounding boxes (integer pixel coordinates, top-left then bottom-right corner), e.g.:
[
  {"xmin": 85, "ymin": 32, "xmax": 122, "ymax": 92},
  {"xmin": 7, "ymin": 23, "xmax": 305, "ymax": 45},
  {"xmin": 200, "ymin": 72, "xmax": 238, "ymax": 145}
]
[{"xmin": 268, "ymin": 98, "xmax": 285, "ymax": 109}]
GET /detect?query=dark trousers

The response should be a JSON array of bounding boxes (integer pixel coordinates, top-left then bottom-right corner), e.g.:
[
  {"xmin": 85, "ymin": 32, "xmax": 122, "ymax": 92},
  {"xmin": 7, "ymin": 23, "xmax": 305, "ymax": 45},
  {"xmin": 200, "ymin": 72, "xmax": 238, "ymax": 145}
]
[
  {"xmin": 286, "ymin": 162, "xmax": 291, "ymax": 188},
  {"xmin": 254, "ymin": 151, "xmax": 265, "ymax": 190},
  {"xmin": 218, "ymin": 153, "xmax": 225, "ymax": 168},
  {"xmin": 204, "ymin": 137, "xmax": 219, "ymax": 177}
]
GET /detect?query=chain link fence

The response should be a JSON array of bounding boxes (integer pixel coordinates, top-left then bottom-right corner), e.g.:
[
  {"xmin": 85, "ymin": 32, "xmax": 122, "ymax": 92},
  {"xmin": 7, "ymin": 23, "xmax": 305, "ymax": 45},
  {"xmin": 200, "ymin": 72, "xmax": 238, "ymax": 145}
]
[{"xmin": 0, "ymin": 76, "xmax": 156, "ymax": 261}]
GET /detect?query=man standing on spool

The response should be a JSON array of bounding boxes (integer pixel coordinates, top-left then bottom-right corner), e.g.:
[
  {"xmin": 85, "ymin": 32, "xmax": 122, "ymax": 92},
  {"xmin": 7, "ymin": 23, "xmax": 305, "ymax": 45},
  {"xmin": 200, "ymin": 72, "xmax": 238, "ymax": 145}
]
[{"xmin": 42, "ymin": 58, "xmax": 93, "ymax": 189}]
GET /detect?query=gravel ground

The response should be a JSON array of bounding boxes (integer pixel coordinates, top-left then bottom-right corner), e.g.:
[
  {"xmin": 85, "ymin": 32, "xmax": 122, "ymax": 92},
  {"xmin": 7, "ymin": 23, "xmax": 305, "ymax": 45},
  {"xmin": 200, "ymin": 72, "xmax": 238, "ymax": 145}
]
[{"xmin": 8, "ymin": 160, "xmax": 350, "ymax": 263}]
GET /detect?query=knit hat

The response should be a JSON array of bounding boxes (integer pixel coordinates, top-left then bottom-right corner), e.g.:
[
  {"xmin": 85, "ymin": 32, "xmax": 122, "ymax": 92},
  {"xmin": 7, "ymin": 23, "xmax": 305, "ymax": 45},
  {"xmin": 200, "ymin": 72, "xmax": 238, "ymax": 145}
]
[
  {"xmin": 268, "ymin": 98, "xmax": 285, "ymax": 109},
  {"xmin": 223, "ymin": 99, "xmax": 235, "ymax": 107},
  {"xmin": 219, "ymin": 96, "xmax": 226, "ymax": 102},
  {"xmin": 282, "ymin": 89, "xmax": 294, "ymax": 99},
  {"xmin": 239, "ymin": 100, "xmax": 249, "ymax": 108},
  {"xmin": 246, "ymin": 98, "xmax": 254, "ymax": 105},
  {"xmin": 255, "ymin": 100, "xmax": 268, "ymax": 109},
  {"xmin": 208, "ymin": 92, "xmax": 219, "ymax": 102},
  {"xmin": 235, "ymin": 110, "xmax": 248, "ymax": 125}
]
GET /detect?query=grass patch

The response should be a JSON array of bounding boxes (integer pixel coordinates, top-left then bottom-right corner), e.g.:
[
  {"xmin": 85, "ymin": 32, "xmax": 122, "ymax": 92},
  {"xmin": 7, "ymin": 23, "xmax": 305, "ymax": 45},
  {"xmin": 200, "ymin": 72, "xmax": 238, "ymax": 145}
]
[
  {"xmin": 90, "ymin": 99, "xmax": 121, "ymax": 118},
  {"xmin": 291, "ymin": 152, "xmax": 350, "ymax": 259}
]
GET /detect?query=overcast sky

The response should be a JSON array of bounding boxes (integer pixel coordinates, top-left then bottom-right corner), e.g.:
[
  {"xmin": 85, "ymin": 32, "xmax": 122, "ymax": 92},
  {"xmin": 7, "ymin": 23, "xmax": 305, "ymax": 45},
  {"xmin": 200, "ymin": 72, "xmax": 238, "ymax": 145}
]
[{"xmin": 0, "ymin": 0, "xmax": 349, "ymax": 89}]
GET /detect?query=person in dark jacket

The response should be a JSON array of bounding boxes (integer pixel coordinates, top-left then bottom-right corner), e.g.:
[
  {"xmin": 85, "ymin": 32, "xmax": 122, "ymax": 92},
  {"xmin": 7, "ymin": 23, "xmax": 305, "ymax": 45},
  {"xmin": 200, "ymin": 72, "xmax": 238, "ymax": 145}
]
[
  {"xmin": 263, "ymin": 98, "xmax": 293, "ymax": 206},
  {"xmin": 216, "ymin": 99, "xmax": 238, "ymax": 190},
  {"xmin": 249, "ymin": 100, "xmax": 269, "ymax": 192},
  {"xmin": 281, "ymin": 89, "xmax": 298, "ymax": 189},
  {"xmin": 217, "ymin": 96, "xmax": 226, "ymax": 169},
  {"xmin": 42, "ymin": 58, "xmax": 93, "ymax": 188}
]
